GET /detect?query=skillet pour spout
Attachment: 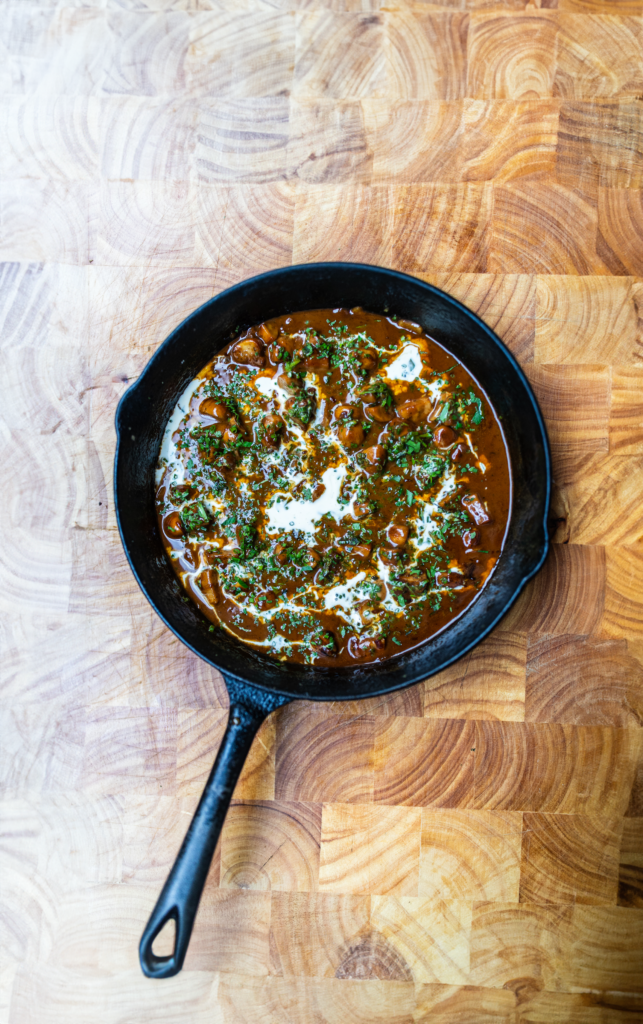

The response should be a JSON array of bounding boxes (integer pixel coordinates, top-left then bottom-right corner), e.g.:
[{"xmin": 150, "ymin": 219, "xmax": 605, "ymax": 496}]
[{"xmin": 114, "ymin": 263, "xmax": 550, "ymax": 978}]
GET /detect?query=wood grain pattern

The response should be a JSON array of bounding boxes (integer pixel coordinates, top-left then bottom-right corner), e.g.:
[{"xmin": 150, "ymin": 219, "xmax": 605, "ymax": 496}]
[{"xmin": 2, "ymin": 2, "xmax": 643, "ymax": 1021}]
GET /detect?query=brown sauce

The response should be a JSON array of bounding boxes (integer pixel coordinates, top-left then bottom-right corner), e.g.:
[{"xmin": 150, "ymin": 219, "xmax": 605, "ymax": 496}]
[{"xmin": 155, "ymin": 308, "xmax": 511, "ymax": 666}]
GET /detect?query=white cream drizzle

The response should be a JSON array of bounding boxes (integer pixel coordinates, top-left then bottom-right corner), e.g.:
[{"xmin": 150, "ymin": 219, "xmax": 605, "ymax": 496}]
[
  {"xmin": 411, "ymin": 463, "xmax": 459, "ymax": 553},
  {"xmin": 156, "ymin": 375, "xmax": 204, "ymax": 486},
  {"xmin": 323, "ymin": 571, "xmax": 368, "ymax": 629},
  {"xmin": 266, "ymin": 463, "xmax": 354, "ymax": 536},
  {"xmin": 385, "ymin": 343, "xmax": 424, "ymax": 383}
]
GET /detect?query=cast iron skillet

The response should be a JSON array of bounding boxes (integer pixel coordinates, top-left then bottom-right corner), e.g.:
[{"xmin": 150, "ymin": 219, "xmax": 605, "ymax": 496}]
[{"xmin": 114, "ymin": 263, "xmax": 550, "ymax": 979}]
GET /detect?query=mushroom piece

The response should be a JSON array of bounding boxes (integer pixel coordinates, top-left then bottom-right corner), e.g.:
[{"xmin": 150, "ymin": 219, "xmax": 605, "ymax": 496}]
[
  {"xmin": 257, "ymin": 321, "xmax": 279, "ymax": 343},
  {"xmin": 338, "ymin": 422, "xmax": 364, "ymax": 447},
  {"xmin": 462, "ymin": 528, "xmax": 480, "ymax": 549},
  {"xmin": 301, "ymin": 548, "xmax": 321, "ymax": 570},
  {"xmin": 434, "ymin": 425, "xmax": 458, "ymax": 448},
  {"xmin": 359, "ymin": 349, "xmax": 378, "ymax": 371},
  {"xmin": 311, "ymin": 631, "xmax": 337, "ymax": 658},
  {"xmin": 233, "ymin": 338, "xmax": 265, "ymax": 367},
  {"xmin": 256, "ymin": 589, "xmax": 277, "ymax": 610},
  {"xmin": 379, "ymin": 546, "xmax": 402, "ymax": 566},
  {"xmin": 397, "ymin": 318, "xmax": 422, "ymax": 334},
  {"xmin": 462, "ymin": 494, "xmax": 491, "ymax": 525},
  {"xmin": 199, "ymin": 569, "xmax": 218, "ymax": 606},
  {"xmin": 353, "ymin": 543, "xmax": 372, "ymax": 559},
  {"xmin": 387, "ymin": 523, "xmax": 409, "ymax": 547},
  {"xmin": 277, "ymin": 371, "xmax": 302, "ymax": 395},
  {"xmin": 451, "ymin": 443, "xmax": 467, "ymax": 462},
  {"xmin": 268, "ymin": 342, "xmax": 286, "ymax": 365},
  {"xmin": 199, "ymin": 398, "xmax": 228, "ymax": 420},
  {"xmin": 274, "ymin": 542, "xmax": 289, "ymax": 565},
  {"xmin": 333, "ymin": 403, "xmax": 356, "ymax": 421},
  {"xmin": 365, "ymin": 404, "xmax": 394, "ymax": 423},
  {"xmin": 165, "ymin": 511, "xmax": 184, "ymax": 538},
  {"xmin": 351, "ymin": 502, "xmax": 373, "ymax": 521},
  {"xmin": 360, "ymin": 444, "xmax": 386, "ymax": 473},
  {"xmin": 261, "ymin": 413, "xmax": 283, "ymax": 448},
  {"xmin": 397, "ymin": 395, "xmax": 434, "ymax": 424},
  {"xmin": 348, "ymin": 634, "xmax": 387, "ymax": 659}
]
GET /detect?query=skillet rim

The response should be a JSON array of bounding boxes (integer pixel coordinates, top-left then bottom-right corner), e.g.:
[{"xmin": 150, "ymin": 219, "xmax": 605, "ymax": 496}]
[{"xmin": 114, "ymin": 262, "xmax": 551, "ymax": 701}]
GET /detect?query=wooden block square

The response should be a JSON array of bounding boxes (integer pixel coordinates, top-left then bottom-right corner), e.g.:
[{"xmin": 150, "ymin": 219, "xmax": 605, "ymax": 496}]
[
  {"xmin": 535, "ymin": 276, "xmax": 640, "ymax": 365},
  {"xmin": 424, "ymin": 272, "xmax": 535, "ymax": 363},
  {"xmin": 466, "ymin": 13, "xmax": 557, "ymax": 99},
  {"xmin": 420, "ymin": 809, "xmax": 522, "ymax": 901},
  {"xmin": 598, "ymin": 187, "xmax": 643, "ymax": 275},
  {"xmin": 191, "ymin": 888, "xmax": 271, "ymax": 975},
  {"xmin": 610, "ymin": 367, "xmax": 643, "ymax": 455},
  {"xmin": 288, "ymin": 99, "xmax": 372, "ymax": 183},
  {"xmin": 319, "ymin": 803, "xmax": 421, "ymax": 895},
  {"xmin": 294, "ymin": 11, "xmax": 386, "ymax": 99},
  {"xmin": 101, "ymin": 96, "xmax": 195, "ymax": 183},
  {"xmin": 392, "ymin": 183, "xmax": 492, "ymax": 273},
  {"xmin": 0, "ymin": 8, "xmax": 105, "ymax": 97},
  {"xmin": 218, "ymin": 975, "xmax": 417, "ymax": 1024},
  {"xmin": 526, "ymin": 634, "xmax": 643, "ymax": 727},
  {"xmin": 490, "ymin": 182, "xmax": 606, "ymax": 274},
  {"xmin": 504, "ymin": 544, "xmax": 605, "ymax": 635},
  {"xmin": 414, "ymin": 984, "xmax": 516, "ymax": 1024},
  {"xmin": 626, "ymin": 731, "xmax": 643, "ymax": 817},
  {"xmin": 0, "ymin": 180, "xmax": 95, "ymax": 266},
  {"xmin": 557, "ymin": 100, "xmax": 643, "ymax": 195},
  {"xmin": 193, "ymin": 96, "xmax": 290, "ymax": 184},
  {"xmin": 558, "ymin": 0, "xmax": 643, "ymax": 10},
  {"xmin": 470, "ymin": 901, "xmax": 569, "ymax": 989},
  {"xmin": 96, "ymin": 180, "xmax": 195, "ymax": 267},
  {"xmin": 603, "ymin": 546, "xmax": 643, "ymax": 638},
  {"xmin": 373, "ymin": 718, "xmax": 476, "ymax": 807},
  {"xmin": 462, "ymin": 99, "xmax": 558, "ymax": 181},
  {"xmin": 371, "ymin": 895, "xmax": 472, "ymax": 984},
  {"xmin": 121, "ymin": 794, "xmax": 204, "ymax": 888},
  {"xmin": 555, "ymin": 15, "xmax": 643, "ymax": 99},
  {"xmin": 519, "ymin": 811, "xmax": 622, "ymax": 904},
  {"xmin": 220, "ymin": 801, "xmax": 321, "ymax": 892},
  {"xmin": 385, "ymin": 12, "xmax": 469, "ymax": 100},
  {"xmin": 559, "ymin": 905, "xmax": 643, "ymax": 994},
  {"xmin": 525, "ymin": 363, "xmax": 610, "ymax": 453},
  {"xmin": 473, "ymin": 721, "xmax": 643, "ymax": 815},
  {"xmin": 130, "ymin": 603, "xmax": 228, "ymax": 711},
  {"xmin": 80, "ymin": 707, "xmax": 176, "ymax": 797},
  {"xmin": 618, "ymin": 819, "xmax": 643, "ymax": 907},
  {"xmin": 293, "ymin": 184, "xmax": 393, "ymax": 264},
  {"xmin": 186, "ymin": 10, "xmax": 295, "ymax": 99},
  {"xmin": 326, "ymin": 684, "xmax": 425, "ymax": 722},
  {"xmin": 0, "ymin": 707, "xmax": 85, "ymax": 797},
  {"xmin": 104, "ymin": 10, "xmax": 190, "ymax": 97},
  {"xmin": 0, "ymin": 96, "xmax": 99, "ymax": 180},
  {"xmin": 86, "ymin": 265, "xmax": 219, "ymax": 379},
  {"xmin": 69, "ymin": 528, "xmax": 140, "ymax": 620},
  {"xmin": 275, "ymin": 706, "xmax": 374, "ymax": 804},
  {"xmin": 269, "ymin": 892, "xmax": 371, "ymax": 978},
  {"xmin": 193, "ymin": 182, "xmax": 295, "ymax": 276},
  {"xmin": 364, "ymin": 100, "xmax": 463, "ymax": 183},
  {"xmin": 423, "ymin": 630, "xmax": 526, "ymax": 723},
  {"xmin": 178, "ymin": 710, "xmax": 275, "ymax": 802}
]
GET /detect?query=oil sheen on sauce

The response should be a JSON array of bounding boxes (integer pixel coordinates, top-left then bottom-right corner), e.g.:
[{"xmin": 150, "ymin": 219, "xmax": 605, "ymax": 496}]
[{"xmin": 155, "ymin": 308, "xmax": 512, "ymax": 666}]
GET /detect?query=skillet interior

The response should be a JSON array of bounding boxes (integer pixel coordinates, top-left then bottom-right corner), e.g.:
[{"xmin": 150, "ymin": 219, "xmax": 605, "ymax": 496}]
[{"xmin": 114, "ymin": 262, "xmax": 550, "ymax": 702}]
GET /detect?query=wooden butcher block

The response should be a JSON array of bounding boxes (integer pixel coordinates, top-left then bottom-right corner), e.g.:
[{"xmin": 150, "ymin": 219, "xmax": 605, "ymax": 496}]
[{"xmin": 2, "ymin": 1, "xmax": 643, "ymax": 1022}]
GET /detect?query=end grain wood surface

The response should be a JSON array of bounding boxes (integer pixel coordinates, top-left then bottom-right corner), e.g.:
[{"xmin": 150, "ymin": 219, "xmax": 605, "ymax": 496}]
[{"xmin": 2, "ymin": 2, "xmax": 643, "ymax": 1022}]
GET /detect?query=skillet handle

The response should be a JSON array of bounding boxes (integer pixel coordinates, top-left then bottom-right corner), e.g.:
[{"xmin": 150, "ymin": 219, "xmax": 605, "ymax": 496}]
[{"xmin": 139, "ymin": 682, "xmax": 290, "ymax": 979}]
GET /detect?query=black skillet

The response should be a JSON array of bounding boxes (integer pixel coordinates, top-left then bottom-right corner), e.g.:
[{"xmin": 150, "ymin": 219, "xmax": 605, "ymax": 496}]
[{"xmin": 114, "ymin": 262, "xmax": 550, "ymax": 979}]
